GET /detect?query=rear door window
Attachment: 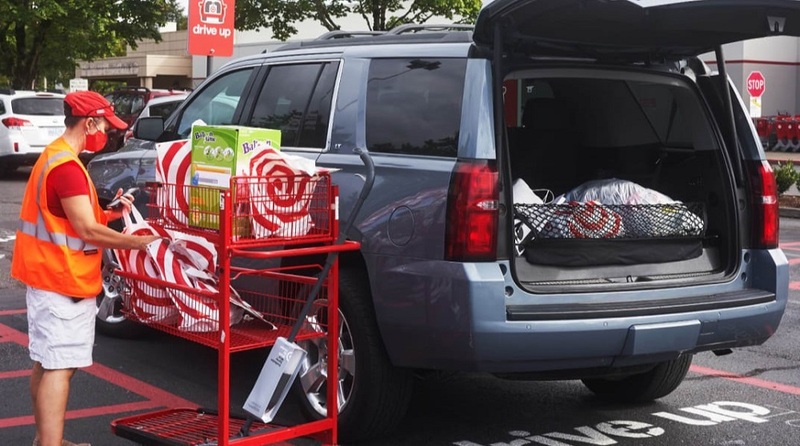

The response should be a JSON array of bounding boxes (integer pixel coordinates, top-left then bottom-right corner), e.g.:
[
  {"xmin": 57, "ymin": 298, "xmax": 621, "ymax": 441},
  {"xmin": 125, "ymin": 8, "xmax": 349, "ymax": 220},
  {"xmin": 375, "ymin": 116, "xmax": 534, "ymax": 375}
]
[
  {"xmin": 366, "ymin": 58, "xmax": 467, "ymax": 157},
  {"xmin": 11, "ymin": 98, "xmax": 64, "ymax": 116},
  {"xmin": 247, "ymin": 62, "xmax": 339, "ymax": 149},
  {"xmin": 109, "ymin": 93, "xmax": 134, "ymax": 116},
  {"xmin": 130, "ymin": 95, "xmax": 145, "ymax": 115}
]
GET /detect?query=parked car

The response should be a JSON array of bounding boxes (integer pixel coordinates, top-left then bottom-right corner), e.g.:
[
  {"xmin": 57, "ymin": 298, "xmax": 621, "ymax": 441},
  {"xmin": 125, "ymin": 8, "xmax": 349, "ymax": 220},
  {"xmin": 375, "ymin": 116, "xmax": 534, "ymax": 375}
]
[
  {"xmin": 88, "ymin": 1, "xmax": 796, "ymax": 442},
  {"xmin": 122, "ymin": 93, "xmax": 189, "ymax": 145},
  {"xmin": 89, "ymin": 87, "xmax": 187, "ymax": 160},
  {"xmin": 0, "ymin": 89, "xmax": 65, "ymax": 174}
]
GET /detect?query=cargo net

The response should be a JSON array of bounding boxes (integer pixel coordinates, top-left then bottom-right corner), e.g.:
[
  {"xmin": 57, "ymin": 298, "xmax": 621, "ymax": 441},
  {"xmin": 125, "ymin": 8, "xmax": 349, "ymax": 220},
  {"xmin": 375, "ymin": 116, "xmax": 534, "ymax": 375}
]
[
  {"xmin": 513, "ymin": 202, "xmax": 705, "ymax": 241},
  {"xmin": 120, "ymin": 267, "xmax": 330, "ymax": 350},
  {"xmin": 145, "ymin": 173, "xmax": 333, "ymax": 245}
]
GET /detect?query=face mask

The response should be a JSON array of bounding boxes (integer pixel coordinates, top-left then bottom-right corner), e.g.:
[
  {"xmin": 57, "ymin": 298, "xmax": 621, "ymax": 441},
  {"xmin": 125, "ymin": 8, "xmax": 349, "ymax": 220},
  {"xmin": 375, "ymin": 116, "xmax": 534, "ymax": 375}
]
[{"xmin": 84, "ymin": 120, "xmax": 108, "ymax": 152}]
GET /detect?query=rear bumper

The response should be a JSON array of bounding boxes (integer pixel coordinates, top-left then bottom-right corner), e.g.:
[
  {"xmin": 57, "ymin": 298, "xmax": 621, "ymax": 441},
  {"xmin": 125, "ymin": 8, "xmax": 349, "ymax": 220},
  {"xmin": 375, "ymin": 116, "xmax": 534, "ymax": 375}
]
[
  {"xmin": 373, "ymin": 248, "xmax": 788, "ymax": 373},
  {"xmin": 0, "ymin": 152, "xmax": 41, "ymax": 166}
]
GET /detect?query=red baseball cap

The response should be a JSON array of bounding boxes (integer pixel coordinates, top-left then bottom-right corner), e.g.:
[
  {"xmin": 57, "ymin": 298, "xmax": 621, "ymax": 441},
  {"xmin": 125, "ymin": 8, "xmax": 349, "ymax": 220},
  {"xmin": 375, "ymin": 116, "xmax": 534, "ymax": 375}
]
[{"xmin": 64, "ymin": 90, "xmax": 128, "ymax": 130}]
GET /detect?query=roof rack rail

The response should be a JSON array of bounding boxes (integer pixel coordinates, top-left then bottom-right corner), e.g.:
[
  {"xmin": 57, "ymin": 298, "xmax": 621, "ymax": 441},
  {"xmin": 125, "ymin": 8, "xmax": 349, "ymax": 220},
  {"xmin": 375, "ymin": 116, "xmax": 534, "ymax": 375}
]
[
  {"xmin": 272, "ymin": 24, "xmax": 473, "ymax": 52},
  {"xmin": 315, "ymin": 30, "xmax": 387, "ymax": 40},
  {"xmin": 114, "ymin": 86, "xmax": 150, "ymax": 92},
  {"xmin": 386, "ymin": 23, "xmax": 475, "ymax": 35}
]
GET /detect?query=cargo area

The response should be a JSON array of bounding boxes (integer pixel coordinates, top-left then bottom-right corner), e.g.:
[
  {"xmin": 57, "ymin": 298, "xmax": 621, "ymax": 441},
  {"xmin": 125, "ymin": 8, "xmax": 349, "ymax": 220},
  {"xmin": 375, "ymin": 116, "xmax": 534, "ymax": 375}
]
[{"xmin": 508, "ymin": 68, "xmax": 738, "ymax": 289}]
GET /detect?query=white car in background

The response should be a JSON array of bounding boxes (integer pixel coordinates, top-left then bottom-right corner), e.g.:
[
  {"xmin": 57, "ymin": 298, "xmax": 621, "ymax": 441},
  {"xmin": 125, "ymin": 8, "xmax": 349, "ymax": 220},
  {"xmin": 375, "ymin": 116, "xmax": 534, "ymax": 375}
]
[
  {"xmin": 0, "ymin": 89, "xmax": 65, "ymax": 174},
  {"xmin": 123, "ymin": 93, "xmax": 189, "ymax": 145}
]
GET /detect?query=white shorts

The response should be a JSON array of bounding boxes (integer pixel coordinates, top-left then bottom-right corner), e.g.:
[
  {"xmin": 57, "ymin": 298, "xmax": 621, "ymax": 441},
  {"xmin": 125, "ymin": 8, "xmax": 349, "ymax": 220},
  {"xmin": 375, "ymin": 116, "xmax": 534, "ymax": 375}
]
[{"xmin": 26, "ymin": 287, "xmax": 96, "ymax": 370}]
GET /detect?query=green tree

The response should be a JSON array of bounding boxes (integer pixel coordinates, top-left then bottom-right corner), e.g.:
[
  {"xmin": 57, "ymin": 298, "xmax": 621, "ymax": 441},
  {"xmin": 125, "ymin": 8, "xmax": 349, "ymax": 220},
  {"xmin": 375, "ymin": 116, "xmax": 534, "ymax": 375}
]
[
  {"xmin": 235, "ymin": 0, "xmax": 482, "ymax": 41},
  {"xmin": 774, "ymin": 161, "xmax": 799, "ymax": 195},
  {"xmin": 0, "ymin": 0, "xmax": 184, "ymax": 89}
]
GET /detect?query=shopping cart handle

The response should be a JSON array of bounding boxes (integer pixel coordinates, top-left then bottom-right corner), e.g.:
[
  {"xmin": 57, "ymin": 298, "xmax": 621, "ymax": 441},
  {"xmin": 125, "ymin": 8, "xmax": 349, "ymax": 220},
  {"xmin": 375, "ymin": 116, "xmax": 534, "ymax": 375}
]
[{"xmin": 336, "ymin": 147, "xmax": 374, "ymax": 242}]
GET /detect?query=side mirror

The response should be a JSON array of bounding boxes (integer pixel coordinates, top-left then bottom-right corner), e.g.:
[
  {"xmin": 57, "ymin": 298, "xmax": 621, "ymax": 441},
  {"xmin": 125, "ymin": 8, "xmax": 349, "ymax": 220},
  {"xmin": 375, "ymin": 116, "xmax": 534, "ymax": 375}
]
[{"xmin": 134, "ymin": 117, "xmax": 164, "ymax": 141}]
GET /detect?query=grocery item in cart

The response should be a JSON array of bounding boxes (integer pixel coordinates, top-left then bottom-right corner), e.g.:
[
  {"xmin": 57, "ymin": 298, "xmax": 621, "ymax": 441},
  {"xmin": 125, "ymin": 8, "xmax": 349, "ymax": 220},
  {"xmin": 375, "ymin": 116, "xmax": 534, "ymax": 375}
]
[{"xmin": 189, "ymin": 125, "xmax": 282, "ymax": 231}]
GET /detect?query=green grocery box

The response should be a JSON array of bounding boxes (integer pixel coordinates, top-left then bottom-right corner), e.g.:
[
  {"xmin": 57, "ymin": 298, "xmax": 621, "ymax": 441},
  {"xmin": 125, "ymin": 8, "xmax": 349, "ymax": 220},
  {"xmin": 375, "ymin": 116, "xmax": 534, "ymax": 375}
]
[{"xmin": 189, "ymin": 125, "xmax": 281, "ymax": 232}]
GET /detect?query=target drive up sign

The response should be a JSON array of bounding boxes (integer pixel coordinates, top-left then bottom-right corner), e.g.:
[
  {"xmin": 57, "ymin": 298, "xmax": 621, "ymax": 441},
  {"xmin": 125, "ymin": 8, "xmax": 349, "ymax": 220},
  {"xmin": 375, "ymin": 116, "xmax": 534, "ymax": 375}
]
[{"xmin": 188, "ymin": 0, "xmax": 235, "ymax": 57}]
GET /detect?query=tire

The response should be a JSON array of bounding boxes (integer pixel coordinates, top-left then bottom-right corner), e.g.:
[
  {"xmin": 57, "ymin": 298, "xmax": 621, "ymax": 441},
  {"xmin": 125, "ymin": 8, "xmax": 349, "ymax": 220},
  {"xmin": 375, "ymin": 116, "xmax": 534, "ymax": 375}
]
[
  {"xmin": 95, "ymin": 252, "xmax": 145, "ymax": 338},
  {"xmin": 581, "ymin": 353, "xmax": 693, "ymax": 403},
  {"xmin": 294, "ymin": 268, "xmax": 413, "ymax": 443}
]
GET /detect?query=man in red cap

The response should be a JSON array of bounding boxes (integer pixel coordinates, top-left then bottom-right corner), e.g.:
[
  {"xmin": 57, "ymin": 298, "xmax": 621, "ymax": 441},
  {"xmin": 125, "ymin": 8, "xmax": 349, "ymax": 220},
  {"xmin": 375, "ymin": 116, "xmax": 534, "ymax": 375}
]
[{"xmin": 11, "ymin": 90, "xmax": 161, "ymax": 446}]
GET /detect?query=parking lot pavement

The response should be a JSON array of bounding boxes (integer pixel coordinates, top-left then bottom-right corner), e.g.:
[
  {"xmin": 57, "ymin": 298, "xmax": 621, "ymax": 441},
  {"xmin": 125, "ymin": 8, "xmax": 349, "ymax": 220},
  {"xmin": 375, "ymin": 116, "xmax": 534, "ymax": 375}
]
[
  {"xmin": 0, "ymin": 300, "xmax": 199, "ymax": 445},
  {"xmin": 767, "ymin": 151, "xmax": 800, "ymax": 165},
  {"xmin": 0, "ymin": 290, "xmax": 311, "ymax": 446}
]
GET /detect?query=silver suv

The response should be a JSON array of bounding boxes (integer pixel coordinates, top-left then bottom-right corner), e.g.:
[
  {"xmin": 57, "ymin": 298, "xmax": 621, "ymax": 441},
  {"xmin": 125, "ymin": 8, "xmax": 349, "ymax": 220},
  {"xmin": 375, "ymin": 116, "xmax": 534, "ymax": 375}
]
[{"xmin": 88, "ymin": 1, "xmax": 796, "ymax": 442}]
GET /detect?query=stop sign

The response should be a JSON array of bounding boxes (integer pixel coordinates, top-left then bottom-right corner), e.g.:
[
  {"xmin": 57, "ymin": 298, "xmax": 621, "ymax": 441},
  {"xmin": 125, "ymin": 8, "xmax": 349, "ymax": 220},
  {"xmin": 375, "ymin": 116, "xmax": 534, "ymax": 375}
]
[{"xmin": 747, "ymin": 71, "xmax": 766, "ymax": 97}]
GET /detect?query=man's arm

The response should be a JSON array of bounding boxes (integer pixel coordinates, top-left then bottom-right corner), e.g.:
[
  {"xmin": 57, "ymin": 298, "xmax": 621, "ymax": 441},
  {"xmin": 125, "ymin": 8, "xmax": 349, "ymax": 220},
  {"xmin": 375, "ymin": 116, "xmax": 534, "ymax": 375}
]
[{"xmin": 61, "ymin": 194, "xmax": 157, "ymax": 250}]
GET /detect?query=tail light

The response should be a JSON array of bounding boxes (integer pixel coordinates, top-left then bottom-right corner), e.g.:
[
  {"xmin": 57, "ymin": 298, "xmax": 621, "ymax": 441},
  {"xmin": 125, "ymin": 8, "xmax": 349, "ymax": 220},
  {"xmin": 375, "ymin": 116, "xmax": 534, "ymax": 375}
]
[
  {"xmin": 746, "ymin": 160, "xmax": 779, "ymax": 249},
  {"xmin": 2, "ymin": 117, "xmax": 32, "ymax": 130},
  {"xmin": 445, "ymin": 160, "xmax": 499, "ymax": 261}
]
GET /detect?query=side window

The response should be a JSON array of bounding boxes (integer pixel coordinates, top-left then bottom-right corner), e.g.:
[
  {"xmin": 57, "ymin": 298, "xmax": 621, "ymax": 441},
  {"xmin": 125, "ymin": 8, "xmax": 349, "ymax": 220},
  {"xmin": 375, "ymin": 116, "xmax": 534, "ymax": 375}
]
[
  {"xmin": 177, "ymin": 68, "xmax": 255, "ymax": 139},
  {"xmin": 148, "ymin": 101, "xmax": 182, "ymax": 119},
  {"xmin": 130, "ymin": 96, "xmax": 145, "ymax": 115},
  {"xmin": 366, "ymin": 58, "xmax": 466, "ymax": 157},
  {"xmin": 0, "ymin": 101, "xmax": 6, "ymax": 115},
  {"xmin": 248, "ymin": 63, "xmax": 335, "ymax": 148},
  {"xmin": 112, "ymin": 94, "xmax": 133, "ymax": 116}
]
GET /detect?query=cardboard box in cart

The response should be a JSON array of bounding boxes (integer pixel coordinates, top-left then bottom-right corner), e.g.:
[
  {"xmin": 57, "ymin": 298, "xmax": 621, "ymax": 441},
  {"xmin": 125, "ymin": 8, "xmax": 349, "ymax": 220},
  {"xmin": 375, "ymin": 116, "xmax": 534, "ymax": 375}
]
[{"xmin": 189, "ymin": 125, "xmax": 282, "ymax": 231}]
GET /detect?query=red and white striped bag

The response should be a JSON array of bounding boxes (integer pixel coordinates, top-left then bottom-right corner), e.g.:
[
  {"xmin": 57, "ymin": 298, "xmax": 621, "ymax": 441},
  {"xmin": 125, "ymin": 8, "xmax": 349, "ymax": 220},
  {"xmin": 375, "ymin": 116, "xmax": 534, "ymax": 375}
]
[
  {"xmin": 114, "ymin": 207, "xmax": 179, "ymax": 325},
  {"xmin": 116, "ymin": 207, "xmax": 274, "ymax": 332},
  {"xmin": 146, "ymin": 232, "xmax": 244, "ymax": 332},
  {"xmin": 247, "ymin": 147, "xmax": 321, "ymax": 239},
  {"xmin": 155, "ymin": 139, "xmax": 192, "ymax": 227}
]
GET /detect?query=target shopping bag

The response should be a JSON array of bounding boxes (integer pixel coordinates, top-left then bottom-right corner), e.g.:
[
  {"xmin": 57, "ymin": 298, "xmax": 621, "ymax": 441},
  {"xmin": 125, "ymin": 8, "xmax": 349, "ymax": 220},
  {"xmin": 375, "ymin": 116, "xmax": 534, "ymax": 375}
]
[
  {"xmin": 246, "ymin": 147, "xmax": 325, "ymax": 239},
  {"xmin": 155, "ymin": 139, "xmax": 192, "ymax": 227},
  {"xmin": 113, "ymin": 207, "xmax": 180, "ymax": 325}
]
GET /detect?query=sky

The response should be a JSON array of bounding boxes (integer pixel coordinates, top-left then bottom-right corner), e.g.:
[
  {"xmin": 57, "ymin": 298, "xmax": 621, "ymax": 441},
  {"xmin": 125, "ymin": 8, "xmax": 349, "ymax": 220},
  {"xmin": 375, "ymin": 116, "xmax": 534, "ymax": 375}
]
[{"xmin": 178, "ymin": 0, "xmax": 188, "ymax": 14}]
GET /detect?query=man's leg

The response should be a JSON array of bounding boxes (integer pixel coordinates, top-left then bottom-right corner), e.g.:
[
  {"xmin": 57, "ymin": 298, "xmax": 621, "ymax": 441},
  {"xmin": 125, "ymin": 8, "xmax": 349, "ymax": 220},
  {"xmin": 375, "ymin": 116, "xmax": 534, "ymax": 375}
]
[{"xmin": 30, "ymin": 361, "xmax": 76, "ymax": 446}]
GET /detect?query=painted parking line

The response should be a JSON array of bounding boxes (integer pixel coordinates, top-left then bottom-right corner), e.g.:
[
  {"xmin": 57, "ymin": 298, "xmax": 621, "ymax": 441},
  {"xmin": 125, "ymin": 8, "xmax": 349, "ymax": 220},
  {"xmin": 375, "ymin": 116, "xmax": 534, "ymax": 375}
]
[
  {"xmin": 0, "ymin": 319, "xmax": 198, "ymax": 430},
  {"xmin": 0, "ymin": 309, "xmax": 26, "ymax": 317},
  {"xmin": 690, "ymin": 365, "xmax": 800, "ymax": 396}
]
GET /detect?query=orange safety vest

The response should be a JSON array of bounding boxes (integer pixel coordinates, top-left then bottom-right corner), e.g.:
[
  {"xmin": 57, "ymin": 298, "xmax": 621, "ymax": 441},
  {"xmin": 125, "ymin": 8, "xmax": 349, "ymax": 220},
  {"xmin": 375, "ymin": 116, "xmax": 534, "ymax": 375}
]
[{"xmin": 11, "ymin": 138, "xmax": 108, "ymax": 298}]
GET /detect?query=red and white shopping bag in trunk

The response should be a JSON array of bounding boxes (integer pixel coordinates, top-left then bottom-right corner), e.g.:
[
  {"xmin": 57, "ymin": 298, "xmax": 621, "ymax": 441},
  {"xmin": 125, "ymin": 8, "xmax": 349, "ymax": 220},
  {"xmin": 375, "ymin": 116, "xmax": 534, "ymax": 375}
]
[
  {"xmin": 247, "ymin": 147, "xmax": 323, "ymax": 239},
  {"xmin": 155, "ymin": 139, "xmax": 192, "ymax": 227}
]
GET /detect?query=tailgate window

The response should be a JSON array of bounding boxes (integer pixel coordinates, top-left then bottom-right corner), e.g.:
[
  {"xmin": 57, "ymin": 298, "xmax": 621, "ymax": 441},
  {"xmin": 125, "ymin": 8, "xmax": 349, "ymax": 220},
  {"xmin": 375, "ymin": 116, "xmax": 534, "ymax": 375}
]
[
  {"xmin": 366, "ymin": 58, "xmax": 466, "ymax": 157},
  {"xmin": 11, "ymin": 98, "xmax": 63, "ymax": 116}
]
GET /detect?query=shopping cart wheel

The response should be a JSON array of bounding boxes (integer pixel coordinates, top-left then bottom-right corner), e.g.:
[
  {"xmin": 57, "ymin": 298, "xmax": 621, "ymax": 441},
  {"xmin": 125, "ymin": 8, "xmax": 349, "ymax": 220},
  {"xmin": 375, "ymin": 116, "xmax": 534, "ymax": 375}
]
[{"xmin": 294, "ymin": 267, "xmax": 413, "ymax": 443}]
